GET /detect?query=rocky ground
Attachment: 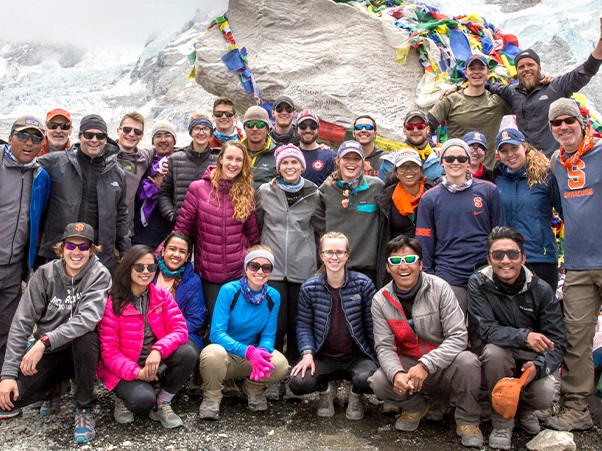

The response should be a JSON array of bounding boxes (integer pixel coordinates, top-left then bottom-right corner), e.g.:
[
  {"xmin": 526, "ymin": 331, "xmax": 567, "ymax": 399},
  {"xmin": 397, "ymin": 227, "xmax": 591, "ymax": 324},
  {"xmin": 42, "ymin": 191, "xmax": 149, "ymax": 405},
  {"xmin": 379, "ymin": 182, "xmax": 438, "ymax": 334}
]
[{"xmin": 1, "ymin": 382, "xmax": 601, "ymax": 451}]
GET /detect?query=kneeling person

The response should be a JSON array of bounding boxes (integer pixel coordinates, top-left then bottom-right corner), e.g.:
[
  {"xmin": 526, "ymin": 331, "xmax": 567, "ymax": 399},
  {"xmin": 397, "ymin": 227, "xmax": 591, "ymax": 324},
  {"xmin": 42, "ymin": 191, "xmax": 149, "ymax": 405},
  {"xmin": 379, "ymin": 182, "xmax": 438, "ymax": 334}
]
[
  {"xmin": 0, "ymin": 223, "xmax": 111, "ymax": 444},
  {"xmin": 369, "ymin": 235, "xmax": 483, "ymax": 448}
]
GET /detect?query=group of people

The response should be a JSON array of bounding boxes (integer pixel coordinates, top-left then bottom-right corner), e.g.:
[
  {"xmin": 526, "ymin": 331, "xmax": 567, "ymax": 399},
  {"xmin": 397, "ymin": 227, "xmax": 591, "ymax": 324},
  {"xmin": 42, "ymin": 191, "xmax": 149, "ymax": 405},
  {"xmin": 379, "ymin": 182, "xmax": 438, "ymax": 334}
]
[{"xmin": 0, "ymin": 24, "xmax": 601, "ymax": 448}]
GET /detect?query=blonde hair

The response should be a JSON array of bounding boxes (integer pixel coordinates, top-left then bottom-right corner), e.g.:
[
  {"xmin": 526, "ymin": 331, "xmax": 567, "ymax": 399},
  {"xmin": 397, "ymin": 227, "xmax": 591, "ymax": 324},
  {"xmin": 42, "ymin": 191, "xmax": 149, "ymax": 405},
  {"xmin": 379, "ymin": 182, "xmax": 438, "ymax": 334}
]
[
  {"xmin": 188, "ymin": 111, "xmax": 211, "ymax": 122},
  {"xmin": 247, "ymin": 244, "xmax": 273, "ymax": 255},
  {"xmin": 120, "ymin": 112, "xmax": 145, "ymax": 128},
  {"xmin": 210, "ymin": 141, "xmax": 255, "ymax": 222},
  {"xmin": 316, "ymin": 231, "xmax": 350, "ymax": 274},
  {"xmin": 523, "ymin": 142, "xmax": 549, "ymax": 187}
]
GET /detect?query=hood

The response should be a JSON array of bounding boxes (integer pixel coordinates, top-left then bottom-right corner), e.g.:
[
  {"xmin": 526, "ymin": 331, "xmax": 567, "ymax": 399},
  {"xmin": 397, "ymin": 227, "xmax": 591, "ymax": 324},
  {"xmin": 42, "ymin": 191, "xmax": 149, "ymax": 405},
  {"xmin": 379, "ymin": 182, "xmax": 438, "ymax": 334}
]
[{"xmin": 476, "ymin": 264, "xmax": 535, "ymax": 295}]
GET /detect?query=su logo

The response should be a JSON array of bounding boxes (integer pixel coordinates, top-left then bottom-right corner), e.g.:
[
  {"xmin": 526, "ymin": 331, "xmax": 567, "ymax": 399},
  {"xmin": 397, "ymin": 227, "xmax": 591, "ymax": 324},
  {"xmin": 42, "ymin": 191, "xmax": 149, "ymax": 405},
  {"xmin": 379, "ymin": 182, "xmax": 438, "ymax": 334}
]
[{"xmin": 474, "ymin": 197, "xmax": 483, "ymax": 208}]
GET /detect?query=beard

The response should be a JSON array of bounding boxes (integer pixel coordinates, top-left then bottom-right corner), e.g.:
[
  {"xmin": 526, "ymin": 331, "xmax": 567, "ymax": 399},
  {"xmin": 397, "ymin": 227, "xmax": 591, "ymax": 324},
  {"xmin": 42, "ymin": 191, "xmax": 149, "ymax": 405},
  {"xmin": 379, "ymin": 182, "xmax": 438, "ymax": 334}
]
[{"xmin": 518, "ymin": 68, "xmax": 541, "ymax": 90}]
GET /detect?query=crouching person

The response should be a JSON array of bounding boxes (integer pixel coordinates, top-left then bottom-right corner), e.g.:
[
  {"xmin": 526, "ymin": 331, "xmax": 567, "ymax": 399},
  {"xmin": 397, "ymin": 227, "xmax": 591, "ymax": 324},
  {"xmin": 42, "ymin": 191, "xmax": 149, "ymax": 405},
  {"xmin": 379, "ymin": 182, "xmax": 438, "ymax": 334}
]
[
  {"xmin": 467, "ymin": 227, "xmax": 566, "ymax": 449},
  {"xmin": 198, "ymin": 245, "xmax": 289, "ymax": 420},
  {"xmin": 0, "ymin": 223, "xmax": 110, "ymax": 444},
  {"xmin": 97, "ymin": 245, "xmax": 197, "ymax": 429},
  {"xmin": 289, "ymin": 232, "xmax": 378, "ymax": 420},
  {"xmin": 369, "ymin": 235, "xmax": 483, "ymax": 448}
]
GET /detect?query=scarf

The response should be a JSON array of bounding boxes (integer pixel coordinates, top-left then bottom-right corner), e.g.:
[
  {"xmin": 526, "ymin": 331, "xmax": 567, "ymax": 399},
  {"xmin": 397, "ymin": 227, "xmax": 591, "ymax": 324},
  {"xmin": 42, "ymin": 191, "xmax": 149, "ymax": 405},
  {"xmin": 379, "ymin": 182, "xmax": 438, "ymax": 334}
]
[
  {"xmin": 336, "ymin": 175, "xmax": 363, "ymax": 196},
  {"xmin": 471, "ymin": 164, "xmax": 486, "ymax": 179},
  {"xmin": 157, "ymin": 257, "xmax": 186, "ymax": 279},
  {"xmin": 4, "ymin": 145, "xmax": 37, "ymax": 169},
  {"xmin": 402, "ymin": 141, "xmax": 433, "ymax": 160},
  {"xmin": 276, "ymin": 176, "xmax": 304, "ymax": 193},
  {"xmin": 441, "ymin": 173, "xmax": 473, "ymax": 193},
  {"xmin": 270, "ymin": 127, "xmax": 296, "ymax": 144},
  {"xmin": 214, "ymin": 129, "xmax": 240, "ymax": 143},
  {"xmin": 391, "ymin": 180, "xmax": 425, "ymax": 216},
  {"xmin": 240, "ymin": 276, "xmax": 268, "ymax": 306},
  {"xmin": 559, "ymin": 127, "xmax": 595, "ymax": 169}
]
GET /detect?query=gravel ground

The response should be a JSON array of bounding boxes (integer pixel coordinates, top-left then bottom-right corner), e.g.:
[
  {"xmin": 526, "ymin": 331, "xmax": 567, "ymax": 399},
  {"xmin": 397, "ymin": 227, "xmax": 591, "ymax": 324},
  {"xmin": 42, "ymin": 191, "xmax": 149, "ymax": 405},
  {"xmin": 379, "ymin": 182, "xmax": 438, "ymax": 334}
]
[{"xmin": 1, "ymin": 382, "xmax": 601, "ymax": 451}]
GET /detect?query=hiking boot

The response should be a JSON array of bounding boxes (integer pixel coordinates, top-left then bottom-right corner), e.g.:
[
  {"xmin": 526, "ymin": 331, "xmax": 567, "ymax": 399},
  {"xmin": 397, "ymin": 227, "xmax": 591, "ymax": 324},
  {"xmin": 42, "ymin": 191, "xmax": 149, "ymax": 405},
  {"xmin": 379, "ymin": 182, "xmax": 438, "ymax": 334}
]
[
  {"xmin": 425, "ymin": 402, "xmax": 447, "ymax": 421},
  {"xmin": 488, "ymin": 428, "xmax": 512, "ymax": 450},
  {"xmin": 199, "ymin": 399, "xmax": 220, "ymax": 420},
  {"xmin": 264, "ymin": 383, "xmax": 280, "ymax": 402},
  {"xmin": 456, "ymin": 424, "xmax": 483, "ymax": 448},
  {"xmin": 534, "ymin": 403, "xmax": 559, "ymax": 421},
  {"xmin": 518, "ymin": 412, "xmax": 540, "ymax": 435},
  {"xmin": 382, "ymin": 401, "xmax": 400, "ymax": 415},
  {"xmin": 0, "ymin": 408, "xmax": 22, "ymax": 420},
  {"xmin": 222, "ymin": 378, "xmax": 242, "ymax": 398},
  {"xmin": 543, "ymin": 406, "xmax": 593, "ymax": 431},
  {"xmin": 394, "ymin": 402, "xmax": 429, "ymax": 432},
  {"xmin": 247, "ymin": 392, "xmax": 268, "ymax": 412},
  {"xmin": 283, "ymin": 383, "xmax": 302, "ymax": 402},
  {"xmin": 317, "ymin": 382, "xmax": 336, "ymax": 417},
  {"xmin": 40, "ymin": 396, "xmax": 62, "ymax": 416},
  {"xmin": 113, "ymin": 393, "xmax": 134, "ymax": 424},
  {"xmin": 346, "ymin": 391, "xmax": 364, "ymax": 420},
  {"xmin": 149, "ymin": 402, "xmax": 183, "ymax": 428},
  {"xmin": 73, "ymin": 408, "xmax": 95, "ymax": 444},
  {"xmin": 186, "ymin": 378, "xmax": 204, "ymax": 397}
]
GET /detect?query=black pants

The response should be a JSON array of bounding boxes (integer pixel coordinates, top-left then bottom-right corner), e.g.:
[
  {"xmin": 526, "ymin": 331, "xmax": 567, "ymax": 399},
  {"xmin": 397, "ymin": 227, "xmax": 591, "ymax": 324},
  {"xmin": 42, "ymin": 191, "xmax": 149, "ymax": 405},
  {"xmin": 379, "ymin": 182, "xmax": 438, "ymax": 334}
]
[
  {"xmin": 113, "ymin": 343, "xmax": 197, "ymax": 415},
  {"xmin": 270, "ymin": 280, "xmax": 301, "ymax": 363},
  {"xmin": 12, "ymin": 331, "xmax": 99, "ymax": 409},
  {"xmin": 289, "ymin": 355, "xmax": 377, "ymax": 395},
  {"xmin": 528, "ymin": 262, "xmax": 559, "ymax": 291}
]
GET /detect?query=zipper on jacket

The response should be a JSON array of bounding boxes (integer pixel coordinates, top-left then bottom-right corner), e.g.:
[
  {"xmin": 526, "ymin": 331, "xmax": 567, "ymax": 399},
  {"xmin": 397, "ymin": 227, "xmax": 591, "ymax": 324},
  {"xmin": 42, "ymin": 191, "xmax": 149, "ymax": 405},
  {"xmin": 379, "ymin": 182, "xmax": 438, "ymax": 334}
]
[{"xmin": 9, "ymin": 172, "xmax": 26, "ymax": 265}]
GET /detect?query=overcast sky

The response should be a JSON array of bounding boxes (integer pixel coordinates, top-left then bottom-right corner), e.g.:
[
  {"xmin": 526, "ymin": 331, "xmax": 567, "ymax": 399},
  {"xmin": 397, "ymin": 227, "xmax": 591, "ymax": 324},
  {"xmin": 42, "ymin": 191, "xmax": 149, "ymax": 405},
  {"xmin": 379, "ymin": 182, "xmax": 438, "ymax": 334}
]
[{"xmin": 0, "ymin": 0, "xmax": 228, "ymax": 54}]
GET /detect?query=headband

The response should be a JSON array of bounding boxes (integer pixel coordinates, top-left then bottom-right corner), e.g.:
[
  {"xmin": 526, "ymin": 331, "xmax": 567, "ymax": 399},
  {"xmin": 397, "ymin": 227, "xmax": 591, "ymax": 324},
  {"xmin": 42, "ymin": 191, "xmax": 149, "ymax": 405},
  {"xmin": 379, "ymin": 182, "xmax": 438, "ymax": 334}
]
[{"xmin": 244, "ymin": 250, "xmax": 275, "ymax": 268}]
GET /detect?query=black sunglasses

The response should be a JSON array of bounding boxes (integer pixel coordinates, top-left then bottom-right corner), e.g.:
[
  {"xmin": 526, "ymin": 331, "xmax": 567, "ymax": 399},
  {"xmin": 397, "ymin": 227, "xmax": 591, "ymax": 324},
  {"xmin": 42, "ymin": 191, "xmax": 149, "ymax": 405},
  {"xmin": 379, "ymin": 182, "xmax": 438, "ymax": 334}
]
[
  {"xmin": 121, "ymin": 126, "xmax": 143, "ymax": 136},
  {"xmin": 442, "ymin": 155, "xmax": 469, "ymax": 164},
  {"xmin": 298, "ymin": 123, "xmax": 318, "ymax": 131},
  {"xmin": 14, "ymin": 131, "xmax": 44, "ymax": 145},
  {"xmin": 133, "ymin": 263, "xmax": 158, "ymax": 273},
  {"xmin": 489, "ymin": 250, "xmax": 521, "ymax": 261},
  {"xmin": 82, "ymin": 132, "xmax": 107, "ymax": 140},
  {"xmin": 275, "ymin": 105, "xmax": 294, "ymax": 114},
  {"xmin": 247, "ymin": 261, "xmax": 273, "ymax": 273},
  {"xmin": 47, "ymin": 122, "xmax": 72, "ymax": 130},
  {"xmin": 214, "ymin": 111, "xmax": 236, "ymax": 118},
  {"xmin": 549, "ymin": 117, "xmax": 578, "ymax": 127}
]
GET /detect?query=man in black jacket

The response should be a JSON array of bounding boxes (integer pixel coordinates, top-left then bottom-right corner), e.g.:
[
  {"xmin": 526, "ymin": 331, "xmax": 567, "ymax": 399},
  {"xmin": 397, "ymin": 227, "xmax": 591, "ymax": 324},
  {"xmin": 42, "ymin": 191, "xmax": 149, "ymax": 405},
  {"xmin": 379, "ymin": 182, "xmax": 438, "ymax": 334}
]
[{"xmin": 467, "ymin": 226, "xmax": 566, "ymax": 450}]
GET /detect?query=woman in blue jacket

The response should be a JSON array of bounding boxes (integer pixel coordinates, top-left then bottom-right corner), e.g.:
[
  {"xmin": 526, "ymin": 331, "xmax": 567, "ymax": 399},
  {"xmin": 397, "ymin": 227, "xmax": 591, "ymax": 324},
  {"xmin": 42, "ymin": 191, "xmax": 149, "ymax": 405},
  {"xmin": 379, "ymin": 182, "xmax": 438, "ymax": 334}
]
[{"xmin": 493, "ymin": 128, "xmax": 562, "ymax": 289}]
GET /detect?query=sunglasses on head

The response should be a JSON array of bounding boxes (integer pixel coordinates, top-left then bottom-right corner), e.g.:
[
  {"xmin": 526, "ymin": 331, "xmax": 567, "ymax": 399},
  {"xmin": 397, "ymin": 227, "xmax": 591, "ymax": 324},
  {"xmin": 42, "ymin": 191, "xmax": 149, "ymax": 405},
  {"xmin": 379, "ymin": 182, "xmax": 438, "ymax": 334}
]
[
  {"xmin": 121, "ymin": 126, "xmax": 143, "ymax": 136},
  {"xmin": 442, "ymin": 155, "xmax": 469, "ymax": 164},
  {"xmin": 133, "ymin": 263, "xmax": 158, "ymax": 273},
  {"xmin": 47, "ymin": 122, "xmax": 72, "ymax": 130},
  {"xmin": 14, "ymin": 131, "xmax": 44, "ymax": 144},
  {"xmin": 549, "ymin": 117, "xmax": 578, "ymax": 127},
  {"xmin": 244, "ymin": 121, "xmax": 267, "ymax": 129},
  {"xmin": 247, "ymin": 261, "xmax": 273, "ymax": 273},
  {"xmin": 405, "ymin": 123, "xmax": 427, "ymax": 131},
  {"xmin": 214, "ymin": 111, "xmax": 235, "ymax": 118},
  {"xmin": 64, "ymin": 242, "xmax": 91, "ymax": 251},
  {"xmin": 82, "ymin": 132, "xmax": 107, "ymax": 140},
  {"xmin": 275, "ymin": 105, "xmax": 294, "ymax": 114},
  {"xmin": 489, "ymin": 249, "xmax": 521, "ymax": 261},
  {"xmin": 298, "ymin": 122, "xmax": 318, "ymax": 131},
  {"xmin": 387, "ymin": 255, "xmax": 420, "ymax": 265},
  {"xmin": 354, "ymin": 124, "xmax": 375, "ymax": 131}
]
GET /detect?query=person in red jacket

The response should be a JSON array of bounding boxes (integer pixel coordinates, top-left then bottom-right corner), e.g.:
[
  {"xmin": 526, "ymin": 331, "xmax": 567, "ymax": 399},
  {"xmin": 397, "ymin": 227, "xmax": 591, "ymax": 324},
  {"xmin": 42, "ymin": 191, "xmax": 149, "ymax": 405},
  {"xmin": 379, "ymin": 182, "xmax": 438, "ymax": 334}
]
[{"xmin": 97, "ymin": 245, "xmax": 197, "ymax": 429}]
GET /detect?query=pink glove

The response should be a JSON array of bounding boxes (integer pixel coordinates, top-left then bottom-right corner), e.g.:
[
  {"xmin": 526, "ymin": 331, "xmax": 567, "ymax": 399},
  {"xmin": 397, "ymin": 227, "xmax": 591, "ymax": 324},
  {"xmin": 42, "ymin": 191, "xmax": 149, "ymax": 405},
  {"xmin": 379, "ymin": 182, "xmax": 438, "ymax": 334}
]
[{"xmin": 245, "ymin": 346, "xmax": 274, "ymax": 381}]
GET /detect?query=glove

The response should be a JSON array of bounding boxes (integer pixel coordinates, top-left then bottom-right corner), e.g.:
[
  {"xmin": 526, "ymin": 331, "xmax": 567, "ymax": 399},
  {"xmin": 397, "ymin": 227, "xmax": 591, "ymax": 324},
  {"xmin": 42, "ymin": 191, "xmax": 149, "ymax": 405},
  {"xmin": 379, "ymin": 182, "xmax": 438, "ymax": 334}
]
[{"xmin": 245, "ymin": 346, "xmax": 274, "ymax": 381}]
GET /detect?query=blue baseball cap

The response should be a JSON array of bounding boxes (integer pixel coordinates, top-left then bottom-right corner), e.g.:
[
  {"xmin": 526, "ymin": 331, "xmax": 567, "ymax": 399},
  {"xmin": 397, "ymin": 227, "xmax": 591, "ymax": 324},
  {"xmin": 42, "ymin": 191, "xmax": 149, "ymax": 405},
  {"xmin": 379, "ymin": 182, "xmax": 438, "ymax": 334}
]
[
  {"xmin": 463, "ymin": 131, "xmax": 488, "ymax": 151},
  {"xmin": 466, "ymin": 54, "xmax": 488, "ymax": 68},
  {"xmin": 495, "ymin": 128, "xmax": 525, "ymax": 152}
]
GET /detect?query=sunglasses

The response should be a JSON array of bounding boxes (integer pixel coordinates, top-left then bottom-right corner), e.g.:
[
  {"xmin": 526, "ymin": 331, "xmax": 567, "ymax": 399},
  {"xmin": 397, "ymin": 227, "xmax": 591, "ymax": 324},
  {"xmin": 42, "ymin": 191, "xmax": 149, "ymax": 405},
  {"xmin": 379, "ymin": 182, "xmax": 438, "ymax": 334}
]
[
  {"xmin": 275, "ymin": 105, "xmax": 294, "ymax": 114},
  {"xmin": 354, "ymin": 124, "xmax": 375, "ymax": 131},
  {"xmin": 121, "ymin": 126, "xmax": 143, "ymax": 136},
  {"xmin": 442, "ymin": 155, "xmax": 469, "ymax": 164},
  {"xmin": 14, "ymin": 131, "xmax": 44, "ymax": 144},
  {"xmin": 64, "ymin": 242, "xmax": 91, "ymax": 251},
  {"xmin": 298, "ymin": 123, "xmax": 318, "ymax": 131},
  {"xmin": 387, "ymin": 255, "xmax": 420, "ymax": 265},
  {"xmin": 214, "ymin": 111, "xmax": 236, "ymax": 118},
  {"xmin": 133, "ymin": 263, "xmax": 158, "ymax": 273},
  {"xmin": 405, "ymin": 123, "xmax": 427, "ymax": 131},
  {"xmin": 321, "ymin": 250, "xmax": 348, "ymax": 258},
  {"xmin": 82, "ymin": 132, "xmax": 107, "ymax": 140},
  {"xmin": 397, "ymin": 163, "xmax": 421, "ymax": 173},
  {"xmin": 489, "ymin": 250, "xmax": 521, "ymax": 261},
  {"xmin": 247, "ymin": 261, "xmax": 273, "ymax": 273},
  {"xmin": 47, "ymin": 122, "xmax": 72, "ymax": 130},
  {"xmin": 549, "ymin": 117, "xmax": 578, "ymax": 127},
  {"xmin": 244, "ymin": 121, "xmax": 267, "ymax": 129}
]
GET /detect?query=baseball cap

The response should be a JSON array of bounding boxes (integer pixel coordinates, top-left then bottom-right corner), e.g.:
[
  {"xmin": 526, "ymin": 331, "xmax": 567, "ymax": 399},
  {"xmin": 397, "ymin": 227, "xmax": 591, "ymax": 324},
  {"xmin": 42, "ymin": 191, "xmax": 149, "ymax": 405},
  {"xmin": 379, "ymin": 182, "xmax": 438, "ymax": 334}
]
[
  {"xmin": 463, "ymin": 131, "xmax": 488, "ymax": 151},
  {"xmin": 466, "ymin": 55, "xmax": 488, "ymax": 68},
  {"xmin": 273, "ymin": 95, "xmax": 295, "ymax": 110},
  {"xmin": 404, "ymin": 110, "xmax": 427, "ymax": 126},
  {"xmin": 46, "ymin": 108, "xmax": 72, "ymax": 123},
  {"xmin": 495, "ymin": 128, "xmax": 525, "ymax": 152},
  {"xmin": 491, "ymin": 367, "xmax": 532, "ymax": 420},
  {"xmin": 11, "ymin": 116, "xmax": 45, "ymax": 135},
  {"xmin": 297, "ymin": 109, "xmax": 319, "ymax": 125},
  {"xmin": 61, "ymin": 222, "xmax": 95, "ymax": 243},
  {"xmin": 337, "ymin": 140, "xmax": 364, "ymax": 159},
  {"xmin": 394, "ymin": 149, "xmax": 423, "ymax": 168}
]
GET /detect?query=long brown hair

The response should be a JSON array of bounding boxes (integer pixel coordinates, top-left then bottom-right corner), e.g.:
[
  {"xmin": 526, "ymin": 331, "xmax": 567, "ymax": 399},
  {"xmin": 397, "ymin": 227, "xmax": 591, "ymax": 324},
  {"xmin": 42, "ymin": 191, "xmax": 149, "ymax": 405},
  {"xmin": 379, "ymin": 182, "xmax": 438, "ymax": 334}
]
[
  {"xmin": 110, "ymin": 245, "xmax": 157, "ymax": 315},
  {"xmin": 210, "ymin": 141, "xmax": 254, "ymax": 222}
]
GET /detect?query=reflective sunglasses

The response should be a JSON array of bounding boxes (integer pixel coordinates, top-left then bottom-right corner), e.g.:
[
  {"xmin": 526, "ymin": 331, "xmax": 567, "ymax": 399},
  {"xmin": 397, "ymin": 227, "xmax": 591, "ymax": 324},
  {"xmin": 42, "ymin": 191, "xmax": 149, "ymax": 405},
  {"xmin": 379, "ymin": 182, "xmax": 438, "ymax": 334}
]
[
  {"xmin": 247, "ymin": 261, "xmax": 273, "ymax": 273},
  {"xmin": 15, "ymin": 131, "xmax": 44, "ymax": 144},
  {"xmin": 405, "ymin": 123, "xmax": 427, "ymax": 131},
  {"xmin": 121, "ymin": 126, "xmax": 143, "ymax": 136},
  {"xmin": 387, "ymin": 255, "xmax": 420, "ymax": 265},
  {"xmin": 47, "ymin": 122, "xmax": 72, "ymax": 130},
  {"xmin": 214, "ymin": 111, "xmax": 235, "ymax": 118},
  {"xmin": 549, "ymin": 116, "xmax": 578, "ymax": 127},
  {"xmin": 64, "ymin": 242, "xmax": 91, "ymax": 251},
  {"xmin": 489, "ymin": 249, "xmax": 521, "ymax": 261},
  {"xmin": 298, "ymin": 122, "xmax": 318, "ymax": 131},
  {"xmin": 469, "ymin": 144, "xmax": 485, "ymax": 154},
  {"xmin": 321, "ymin": 250, "xmax": 347, "ymax": 258},
  {"xmin": 354, "ymin": 124, "xmax": 375, "ymax": 131},
  {"xmin": 275, "ymin": 105, "xmax": 294, "ymax": 114},
  {"xmin": 442, "ymin": 155, "xmax": 469, "ymax": 164},
  {"xmin": 82, "ymin": 132, "xmax": 107, "ymax": 140},
  {"xmin": 133, "ymin": 263, "xmax": 158, "ymax": 273},
  {"xmin": 244, "ymin": 121, "xmax": 267, "ymax": 129}
]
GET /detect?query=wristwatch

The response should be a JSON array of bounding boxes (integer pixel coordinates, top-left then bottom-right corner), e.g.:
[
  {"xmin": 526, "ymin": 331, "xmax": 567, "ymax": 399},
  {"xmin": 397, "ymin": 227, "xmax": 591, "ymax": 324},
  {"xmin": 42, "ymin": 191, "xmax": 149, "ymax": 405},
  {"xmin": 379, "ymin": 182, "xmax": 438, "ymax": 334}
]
[{"xmin": 40, "ymin": 334, "xmax": 51, "ymax": 350}]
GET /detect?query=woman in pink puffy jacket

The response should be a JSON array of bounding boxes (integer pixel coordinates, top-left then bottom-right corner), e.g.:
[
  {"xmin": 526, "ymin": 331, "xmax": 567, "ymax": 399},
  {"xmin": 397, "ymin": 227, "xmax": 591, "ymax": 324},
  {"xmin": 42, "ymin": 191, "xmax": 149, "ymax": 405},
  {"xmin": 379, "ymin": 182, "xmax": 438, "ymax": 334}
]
[{"xmin": 97, "ymin": 245, "xmax": 197, "ymax": 429}]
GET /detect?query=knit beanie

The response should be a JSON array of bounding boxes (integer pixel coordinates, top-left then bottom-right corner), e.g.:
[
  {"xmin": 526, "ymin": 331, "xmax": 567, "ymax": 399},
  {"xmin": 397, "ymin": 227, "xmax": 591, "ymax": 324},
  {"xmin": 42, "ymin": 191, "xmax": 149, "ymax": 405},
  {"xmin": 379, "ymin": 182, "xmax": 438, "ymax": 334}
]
[
  {"xmin": 243, "ymin": 106, "xmax": 270, "ymax": 124},
  {"xmin": 548, "ymin": 98, "xmax": 584, "ymax": 127},
  {"xmin": 79, "ymin": 114, "xmax": 107, "ymax": 134},
  {"xmin": 514, "ymin": 49, "xmax": 541, "ymax": 67},
  {"xmin": 151, "ymin": 120, "xmax": 177, "ymax": 143},
  {"xmin": 275, "ymin": 144, "xmax": 306, "ymax": 173},
  {"xmin": 188, "ymin": 116, "xmax": 213, "ymax": 136},
  {"xmin": 440, "ymin": 138, "xmax": 472, "ymax": 164}
]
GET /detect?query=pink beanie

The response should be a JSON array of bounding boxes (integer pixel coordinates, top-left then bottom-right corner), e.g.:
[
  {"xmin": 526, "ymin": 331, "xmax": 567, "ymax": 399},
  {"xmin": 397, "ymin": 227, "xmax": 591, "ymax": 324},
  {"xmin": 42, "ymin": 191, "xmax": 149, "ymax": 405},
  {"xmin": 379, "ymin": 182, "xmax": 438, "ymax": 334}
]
[{"xmin": 275, "ymin": 144, "xmax": 306, "ymax": 173}]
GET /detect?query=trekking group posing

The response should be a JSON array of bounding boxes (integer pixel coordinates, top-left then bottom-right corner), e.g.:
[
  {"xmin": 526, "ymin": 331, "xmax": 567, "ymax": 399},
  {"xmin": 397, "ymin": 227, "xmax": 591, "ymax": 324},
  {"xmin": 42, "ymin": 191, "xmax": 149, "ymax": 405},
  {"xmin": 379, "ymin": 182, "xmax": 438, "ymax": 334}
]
[{"xmin": 0, "ymin": 27, "xmax": 601, "ymax": 449}]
